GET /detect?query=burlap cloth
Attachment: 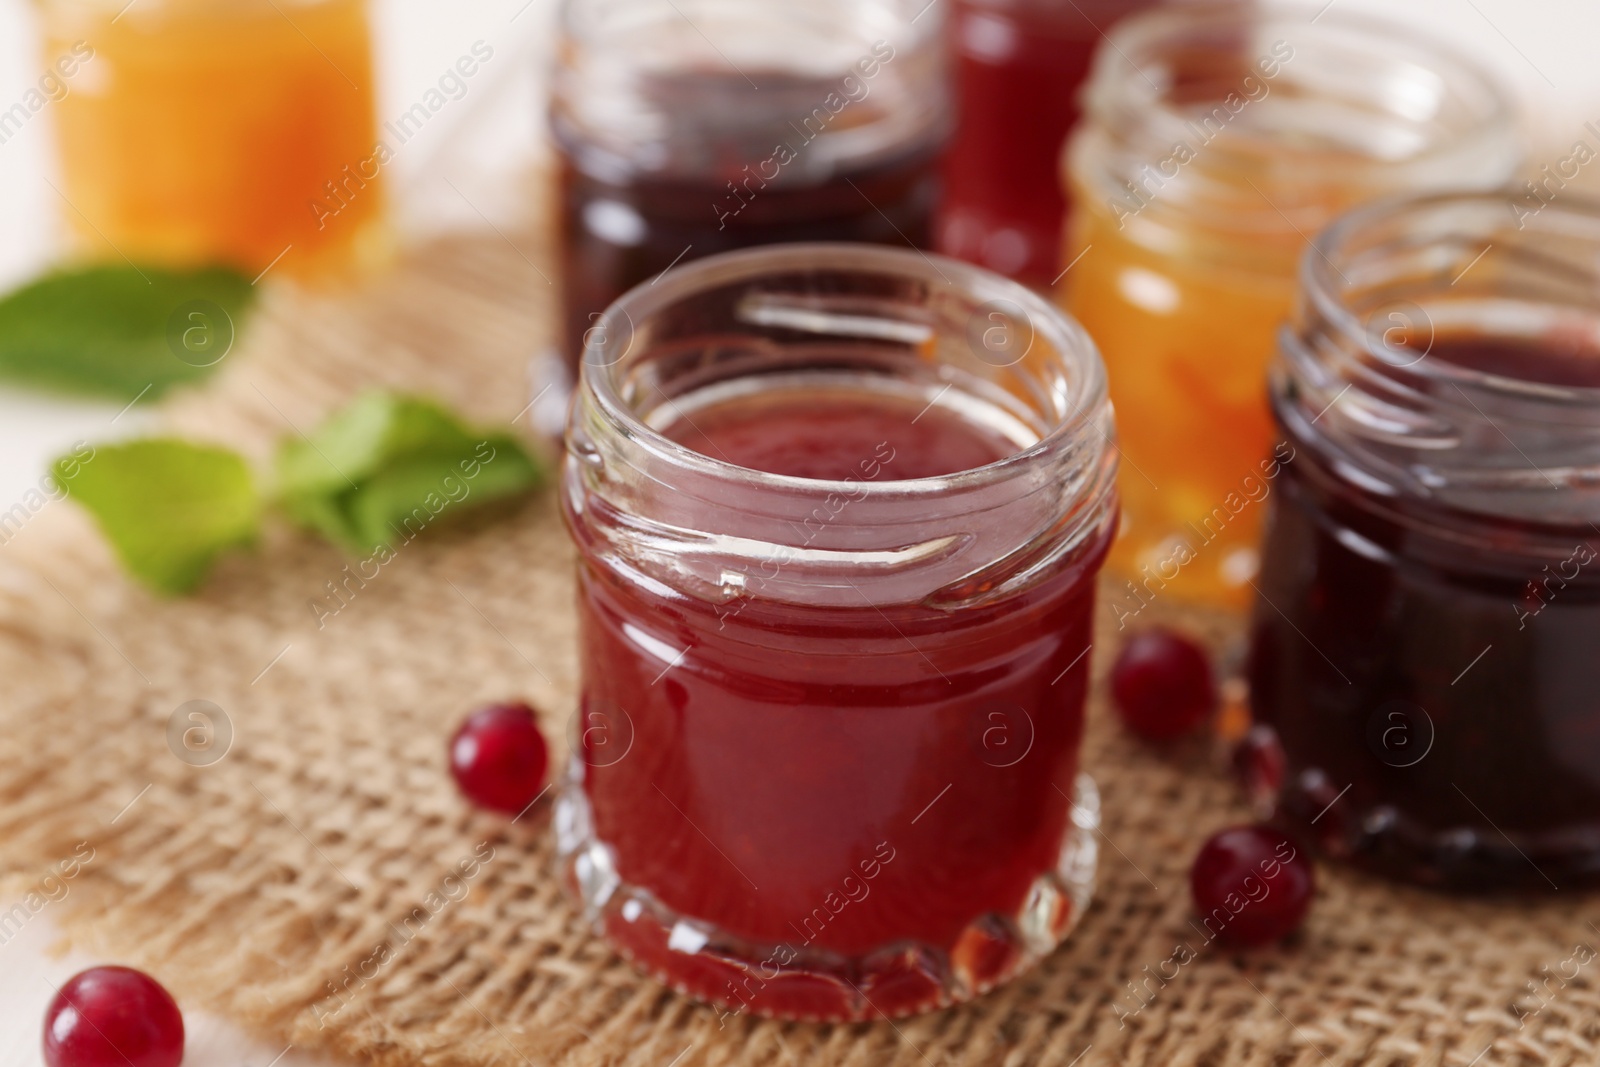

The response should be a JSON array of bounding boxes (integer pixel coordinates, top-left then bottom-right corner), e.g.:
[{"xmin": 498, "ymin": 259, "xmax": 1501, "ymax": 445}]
[{"xmin": 0, "ymin": 223, "xmax": 1595, "ymax": 1067}]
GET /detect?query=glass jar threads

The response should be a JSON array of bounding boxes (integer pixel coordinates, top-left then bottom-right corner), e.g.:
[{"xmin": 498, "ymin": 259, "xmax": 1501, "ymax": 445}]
[
  {"xmin": 548, "ymin": 0, "xmax": 949, "ymax": 375},
  {"xmin": 1060, "ymin": 3, "xmax": 1519, "ymax": 609},
  {"xmin": 556, "ymin": 244, "xmax": 1118, "ymax": 1020},
  {"xmin": 1251, "ymin": 191, "xmax": 1600, "ymax": 891}
]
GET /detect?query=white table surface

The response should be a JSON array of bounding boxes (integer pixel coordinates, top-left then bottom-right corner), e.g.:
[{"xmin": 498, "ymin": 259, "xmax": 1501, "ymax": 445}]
[{"xmin": 0, "ymin": 0, "xmax": 1596, "ymax": 1063}]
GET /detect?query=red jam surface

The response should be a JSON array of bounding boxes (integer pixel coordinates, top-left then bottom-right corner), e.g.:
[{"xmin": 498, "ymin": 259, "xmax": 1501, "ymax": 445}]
[
  {"xmin": 1428, "ymin": 331, "xmax": 1600, "ymax": 388},
  {"xmin": 662, "ymin": 386, "xmax": 1015, "ymax": 480},
  {"xmin": 1251, "ymin": 333, "xmax": 1600, "ymax": 889},
  {"xmin": 571, "ymin": 387, "xmax": 1108, "ymax": 1018}
]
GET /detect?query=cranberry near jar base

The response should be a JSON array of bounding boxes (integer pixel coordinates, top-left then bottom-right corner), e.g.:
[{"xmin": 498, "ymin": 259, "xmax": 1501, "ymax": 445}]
[{"xmin": 555, "ymin": 244, "xmax": 1118, "ymax": 1020}]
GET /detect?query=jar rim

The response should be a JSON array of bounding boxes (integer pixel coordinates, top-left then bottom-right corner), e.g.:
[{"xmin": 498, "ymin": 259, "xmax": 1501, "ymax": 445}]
[
  {"xmin": 1095, "ymin": 1, "xmax": 1516, "ymax": 163},
  {"xmin": 576, "ymin": 242, "xmax": 1111, "ymax": 496},
  {"xmin": 550, "ymin": 0, "xmax": 948, "ymax": 183},
  {"xmin": 1278, "ymin": 188, "xmax": 1600, "ymax": 536},
  {"xmin": 1306, "ymin": 189, "xmax": 1600, "ymax": 402},
  {"xmin": 1069, "ymin": 1, "xmax": 1520, "ymax": 240}
]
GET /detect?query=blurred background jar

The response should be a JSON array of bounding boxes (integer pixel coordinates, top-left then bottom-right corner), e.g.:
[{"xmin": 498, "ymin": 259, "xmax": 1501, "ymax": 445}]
[
  {"xmin": 1060, "ymin": 3, "xmax": 1520, "ymax": 609},
  {"xmin": 37, "ymin": 0, "xmax": 388, "ymax": 280},
  {"xmin": 937, "ymin": 0, "xmax": 1161, "ymax": 289},
  {"xmin": 547, "ymin": 0, "xmax": 949, "ymax": 378}
]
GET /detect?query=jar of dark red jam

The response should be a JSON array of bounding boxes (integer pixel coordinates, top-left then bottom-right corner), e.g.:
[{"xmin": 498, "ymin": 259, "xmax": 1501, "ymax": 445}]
[
  {"xmin": 556, "ymin": 244, "xmax": 1118, "ymax": 1020},
  {"xmin": 938, "ymin": 0, "xmax": 1160, "ymax": 287},
  {"xmin": 545, "ymin": 0, "xmax": 948, "ymax": 382},
  {"xmin": 1251, "ymin": 191, "xmax": 1600, "ymax": 891}
]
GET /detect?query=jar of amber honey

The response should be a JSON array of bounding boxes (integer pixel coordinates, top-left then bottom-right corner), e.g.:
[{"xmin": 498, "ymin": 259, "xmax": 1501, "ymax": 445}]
[
  {"xmin": 548, "ymin": 0, "xmax": 949, "ymax": 375},
  {"xmin": 556, "ymin": 244, "xmax": 1117, "ymax": 1019},
  {"xmin": 38, "ymin": 0, "xmax": 386, "ymax": 279},
  {"xmin": 1060, "ymin": 4, "xmax": 1519, "ymax": 609},
  {"xmin": 1252, "ymin": 191, "xmax": 1600, "ymax": 891}
]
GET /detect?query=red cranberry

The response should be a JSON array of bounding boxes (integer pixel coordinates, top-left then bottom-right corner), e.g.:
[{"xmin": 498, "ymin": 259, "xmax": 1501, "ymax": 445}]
[
  {"xmin": 1232, "ymin": 724, "xmax": 1287, "ymax": 816},
  {"xmin": 450, "ymin": 701, "xmax": 549, "ymax": 814},
  {"xmin": 1190, "ymin": 825, "xmax": 1314, "ymax": 946},
  {"xmin": 1110, "ymin": 628, "xmax": 1216, "ymax": 741},
  {"xmin": 44, "ymin": 966, "xmax": 184, "ymax": 1067},
  {"xmin": 1273, "ymin": 765, "xmax": 1354, "ymax": 858}
]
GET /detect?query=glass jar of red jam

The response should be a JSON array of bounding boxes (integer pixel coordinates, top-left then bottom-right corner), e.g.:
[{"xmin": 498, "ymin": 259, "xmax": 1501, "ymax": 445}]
[
  {"xmin": 1060, "ymin": 4, "xmax": 1520, "ymax": 608},
  {"xmin": 938, "ymin": 0, "xmax": 1160, "ymax": 287},
  {"xmin": 1250, "ymin": 191, "xmax": 1600, "ymax": 892},
  {"xmin": 556, "ymin": 244, "xmax": 1118, "ymax": 1020},
  {"xmin": 546, "ymin": 0, "xmax": 949, "ymax": 380}
]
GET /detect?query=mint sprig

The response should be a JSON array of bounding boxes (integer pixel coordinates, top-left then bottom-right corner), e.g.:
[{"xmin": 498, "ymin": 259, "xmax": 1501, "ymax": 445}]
[
  {"xmin": 53, "ymin": 393, "xmax": 545, "ymax": 594},
  {"xmin": 276, "ymin": 392, "xmax": 545, "ymax": 554},
  {"xmin": 53, "ymin": 439, "xmax": 260, "ymax": 596},
  {"xmin": 0, "ymin": 264, "xmax": 255, "ymax": 401}
]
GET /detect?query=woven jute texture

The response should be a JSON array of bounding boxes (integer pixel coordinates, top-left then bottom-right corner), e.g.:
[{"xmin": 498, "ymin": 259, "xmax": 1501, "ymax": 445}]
[{"xmin": 0, "ymin": 227, "xmax": 1596, "ymax": 1067}]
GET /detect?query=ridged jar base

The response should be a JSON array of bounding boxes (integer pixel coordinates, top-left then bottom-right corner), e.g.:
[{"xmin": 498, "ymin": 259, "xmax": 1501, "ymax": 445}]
[{"xmin": 554, "ymin": 767, "xmax": 1101, "ymax": 1023}]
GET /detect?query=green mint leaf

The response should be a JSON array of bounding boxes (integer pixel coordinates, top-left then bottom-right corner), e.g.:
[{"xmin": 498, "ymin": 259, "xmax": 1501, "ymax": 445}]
[
  {"xmin": 53, "ymin": 439, "xmax": 260, "ymax": 596},
  {"xmin": 0, "ymin": 264, "xmax": 256, "ymax": 401},
  {"xmin": 276, "ymin": 393, "xmax": 545, "ymax": 554}
]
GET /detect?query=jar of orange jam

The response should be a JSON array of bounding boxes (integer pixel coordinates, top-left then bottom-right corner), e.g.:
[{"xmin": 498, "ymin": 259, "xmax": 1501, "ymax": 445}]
[
  {"xmin": 38, "ymin": 0, "xmax": 386, "ymax": 279},
  {"xmin": 1059, "ymin": 4, "xmax": 1519, "ymax": 609}
]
